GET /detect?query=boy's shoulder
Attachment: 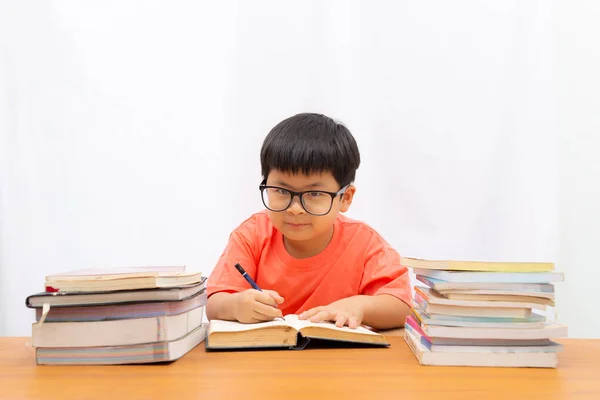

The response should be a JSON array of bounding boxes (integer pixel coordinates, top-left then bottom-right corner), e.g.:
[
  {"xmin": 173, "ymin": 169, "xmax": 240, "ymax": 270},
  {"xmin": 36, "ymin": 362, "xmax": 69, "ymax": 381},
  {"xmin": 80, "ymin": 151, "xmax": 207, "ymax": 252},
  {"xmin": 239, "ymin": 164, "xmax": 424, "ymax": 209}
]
[
  {"xmin": 232, "ymin": 211, "xmax": 274, "ymax": 239},
  {"xmin": 336, "ymin": 213, "xmax": 390, "ymax": 247}
]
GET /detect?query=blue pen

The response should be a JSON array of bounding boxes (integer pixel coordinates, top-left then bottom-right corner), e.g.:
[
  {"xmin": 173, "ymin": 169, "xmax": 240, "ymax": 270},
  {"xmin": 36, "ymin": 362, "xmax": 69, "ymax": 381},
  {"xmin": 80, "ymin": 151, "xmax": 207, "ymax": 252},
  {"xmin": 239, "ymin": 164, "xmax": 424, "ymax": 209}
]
[{"xmin": 234, "ymin": 263, "xmax": 262, "ymax": 291}]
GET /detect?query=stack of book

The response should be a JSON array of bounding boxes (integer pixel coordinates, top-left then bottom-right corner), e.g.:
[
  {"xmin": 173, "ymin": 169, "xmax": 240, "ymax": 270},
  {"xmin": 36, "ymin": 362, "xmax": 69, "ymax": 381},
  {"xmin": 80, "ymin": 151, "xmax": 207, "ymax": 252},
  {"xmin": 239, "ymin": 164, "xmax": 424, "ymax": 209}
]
[
  {"xmin": 26, "ymin": 266, "xmax": 207, "ymax": 365},
  {"xmin": 401, "ymin": 257, "xmax": 568, "ymax": 368}
]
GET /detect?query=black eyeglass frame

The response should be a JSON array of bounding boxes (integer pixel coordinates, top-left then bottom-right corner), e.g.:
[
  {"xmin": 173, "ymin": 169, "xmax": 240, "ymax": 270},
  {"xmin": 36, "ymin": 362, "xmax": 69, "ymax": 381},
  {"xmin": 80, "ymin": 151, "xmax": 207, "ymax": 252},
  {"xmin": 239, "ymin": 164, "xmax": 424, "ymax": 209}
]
[{"xmin": 258, "ymin": 180, "xmax": 350, "ymax": 216}]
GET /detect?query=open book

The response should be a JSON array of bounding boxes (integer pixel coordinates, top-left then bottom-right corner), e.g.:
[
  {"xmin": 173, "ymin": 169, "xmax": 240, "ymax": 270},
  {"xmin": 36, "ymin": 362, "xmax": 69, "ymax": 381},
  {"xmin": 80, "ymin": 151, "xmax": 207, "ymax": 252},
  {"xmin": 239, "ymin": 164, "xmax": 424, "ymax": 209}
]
[{"xmin": 206, "ymin": 315, "xmax": 389, "ymax": 350}]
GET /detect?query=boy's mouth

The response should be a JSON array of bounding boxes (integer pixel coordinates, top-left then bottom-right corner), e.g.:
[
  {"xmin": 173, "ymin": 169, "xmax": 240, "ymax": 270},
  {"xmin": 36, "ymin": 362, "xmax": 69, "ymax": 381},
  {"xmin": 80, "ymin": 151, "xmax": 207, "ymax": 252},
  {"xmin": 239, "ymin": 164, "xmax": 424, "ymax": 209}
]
[{"xmin": 285, "ymin": 222, "xmax": 311, "ymax": 228}]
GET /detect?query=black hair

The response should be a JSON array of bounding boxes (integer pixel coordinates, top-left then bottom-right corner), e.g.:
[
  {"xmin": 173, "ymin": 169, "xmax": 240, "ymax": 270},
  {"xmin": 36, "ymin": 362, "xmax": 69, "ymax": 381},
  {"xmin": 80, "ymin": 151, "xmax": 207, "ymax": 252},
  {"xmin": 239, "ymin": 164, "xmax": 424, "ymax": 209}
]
[{"xmin": 260, "ymin": 113, "xmax": 361, "ymax": 187}]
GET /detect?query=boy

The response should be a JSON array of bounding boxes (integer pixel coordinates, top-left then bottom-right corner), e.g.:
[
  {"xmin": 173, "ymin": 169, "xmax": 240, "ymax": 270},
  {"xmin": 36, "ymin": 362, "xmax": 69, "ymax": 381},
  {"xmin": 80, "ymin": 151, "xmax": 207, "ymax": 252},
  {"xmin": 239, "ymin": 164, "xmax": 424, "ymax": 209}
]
[{"xmin": 206, "ymin": 113, "xmax": 411, "ymax": 330}]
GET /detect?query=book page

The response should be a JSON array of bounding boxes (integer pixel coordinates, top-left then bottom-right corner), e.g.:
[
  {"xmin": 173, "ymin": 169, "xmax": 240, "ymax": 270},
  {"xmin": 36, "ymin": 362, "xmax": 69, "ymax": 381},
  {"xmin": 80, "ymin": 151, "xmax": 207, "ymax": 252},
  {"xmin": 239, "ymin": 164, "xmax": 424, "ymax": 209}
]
[
  {"xmin": 283, "ymin": 314, "xmax": 379, "ymax": 336},
  {"xmin": 48, "ymin": 266, "xmax": 187, "ymax": 280},
  {"xmin": 209, "ymin": 318, "xmax": 290, "ymax": 334}
]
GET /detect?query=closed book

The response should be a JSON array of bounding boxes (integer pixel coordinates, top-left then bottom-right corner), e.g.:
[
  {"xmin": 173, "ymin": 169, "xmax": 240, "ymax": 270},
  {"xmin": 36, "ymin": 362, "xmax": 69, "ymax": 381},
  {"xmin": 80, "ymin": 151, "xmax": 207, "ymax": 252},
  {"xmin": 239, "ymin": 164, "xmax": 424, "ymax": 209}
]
[
  {"xmin": 401, "ymin": 257, "xmax": 554, "ymax": 272},
  {"xmin": 415, "ymin": 319, "xmax": 567, "ymax": 340},
  {"xmin": 417, "ymin": 275, "xmax": 554, "ymax": 293},
  {"xmin": 32, "ymin": 305, "xmax": 204, "ymax": 347},
  {"xmin": 412, "ymin": 268, "xmax": 563, "ymax": 283},
  {"xmin": 414, "ymin": 293, "xmax": 533, "ymax": 319},
  {"xmin": 404, "ymin": 328, "xmax": 559, "ymax": 368},
  {"xmin": 404, "ymin": 323, "xmax": 560, "ymax": 352},
  {"xmin": 416, "ymin": 286, "xmax": 547, "ymax": 311},
  {"xmin": 26, "ymin": 278, "xmax": 206, "ymax": 308},
  {"xmin": 35, "ymin": 290, "xmax": 206, "ymax": 322},
  {"xmin": 36, "ymin": 325, "xmax": 207, "ymax": 365},
  {"xmin": 442, "ymin": 293, "xmax": 555, "ymax": 306},
  {"xmin": 411, "ymin": 307, "xmax": 546, "ymax": 329},
  {"xmin": 437, "ymin": 289, "xmax": 555, "ymax": 300},
  {"xmin": 45, "ymin": 266, "xmax": 203, "ymax": 292}
]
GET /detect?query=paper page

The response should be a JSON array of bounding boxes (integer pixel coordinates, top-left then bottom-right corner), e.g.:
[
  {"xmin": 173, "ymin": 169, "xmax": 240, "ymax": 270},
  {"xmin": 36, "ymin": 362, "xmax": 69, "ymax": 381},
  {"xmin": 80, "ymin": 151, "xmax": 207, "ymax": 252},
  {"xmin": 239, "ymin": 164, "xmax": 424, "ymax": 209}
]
[
  {"xmin": 283, "ymin": 314, "xmax": 379, "ymax": 336},
  {"xmin": 49, "ymin": 266, "xmax": 186, "ymax": 278},
  {"xmin": 209, "ymin": 318, "xmax": 290, "ymax": 333}
]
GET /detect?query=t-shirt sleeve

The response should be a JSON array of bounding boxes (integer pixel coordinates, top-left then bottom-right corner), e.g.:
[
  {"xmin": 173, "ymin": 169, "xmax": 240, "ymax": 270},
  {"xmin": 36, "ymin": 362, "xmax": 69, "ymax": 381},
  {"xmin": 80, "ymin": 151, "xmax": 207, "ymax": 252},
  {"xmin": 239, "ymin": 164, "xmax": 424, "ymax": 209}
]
[
  {"xmin": 206, "ymin": 217, "xmax": 260, "ymax": 297},
  {"xmin": 359, "ymin": 237, "xmax": 412, "ymax": 307}
]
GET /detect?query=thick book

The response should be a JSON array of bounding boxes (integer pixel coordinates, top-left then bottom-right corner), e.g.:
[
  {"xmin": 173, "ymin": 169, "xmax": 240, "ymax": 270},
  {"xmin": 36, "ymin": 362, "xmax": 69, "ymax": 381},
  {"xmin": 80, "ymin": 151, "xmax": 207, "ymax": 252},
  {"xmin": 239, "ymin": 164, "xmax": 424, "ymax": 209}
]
[
  {"xmin": 206, "ymin": 315, "xmax": 389, "ymax": 350},
  {"xmin": 404, "ymin": 323, "xmax": 561, "ymax": 353},
  {"xmin": 437, "ymin": 288, "xmax": 555, "ymax": 300},
  {"xmin": 44, "ymin": 266, "xmax": 203, "ymax": 292},
  {"xmin": 26, "ymin": 278, "xmax": 206, "ymax": 308},
  {"xmin": 412, "ymin": 268, "xmax": 564, "ymax": 283},
  {"xmin": 401, "ymin": 257, "xmax": 554, "ymax": 272},
  {"xmin": 34, "ymin": 290, "xmax": 207, "ymax": 322},
  {"xmin": 442, "ymin": 292, "xmax": 555, "ymax": 306},
  {"xmin": 414, "ymin": 292, "xmax": 533, "ymax": 319},
  {"xmin": 412, "ymin": 308, "xmax": 546, "ymax": 323},
  {"xmin": 405, "ymin": 317, "xmax": 553, "ymax": 346},
  {"xmin": 404, "ymin": 328, "xmax": 559, "ymax": 368},
  {"xmin": 411, "ymin": 307, "xmax": 546, "ymax": 329},
  {"xmin": 407, "ymin": 315, "xmax": 567, "ymax": 340},
  {"xmin": 32, "ymin": 305, "xmax": 204, "ymax": 347},
  {"xmin": 417, "ymin": 275, "xmax": 555, "ymax": 293},
  {"xmin": 35, "ymin": 325, "xmax": 207, "ymax": 365},
  {"xmin": 415, "ymin": 287, "xmax": 547, "ymax": 311}
]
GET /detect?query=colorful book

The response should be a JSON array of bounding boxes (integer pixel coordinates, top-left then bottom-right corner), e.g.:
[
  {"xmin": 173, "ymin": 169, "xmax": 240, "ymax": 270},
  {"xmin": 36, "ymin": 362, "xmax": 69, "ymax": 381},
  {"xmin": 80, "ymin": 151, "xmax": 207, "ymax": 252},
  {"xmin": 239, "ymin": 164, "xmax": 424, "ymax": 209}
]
[
  {"xmin": 414, "ymin": 291, "xmax": 533, "ymax": 318},
  {"xmin": 404, "ymin": 328, "xmax": 559, "ymax": 368},
  {"xmin": 436, "ymin": 288, "xmax": 555, "ymax": 299},
  {"xmin": 32, "ymin": 305, "xmax": 204, "ymax": 347},
  {"xmin": 34, "ymin": 290, "xmax": 206, "ymax": 322},
  {"xmin": 412, "ymin": 319, "xmax": 567, "ymax": 340},
  {"xmin": 411, "ymin": 307, "xmax": 546, "ymax": 329},
  {"xmin": 405, "ymin": 323, "xmax": 563, "ymax": 353},
  {"xmin": 417, "ymin": 275, "xmax": 555, "ymax": 293},
  {"xmin": 26, "ymin": 278, "xmax": 206, "ymax": 308},
  {"xmin": 441, "ymin": 292, "xmax": 555, "ymax": 306},
  {"xmin": 401, "ymin": 257, "xmax": 554, "ymax": 272},
  {"xmin": 412, "ymin": 268, "xmax": 563, "ymax": 283},
  {"xmin": 415, "ymin": 286, "xmax": 547, "ymax": 311},
  {"xmin": 404, "ymin": 316, "xmax": 552, "ymax": 346},
  {"xmin": 36, "ymin": 325, "xmax": 207, "ymax": 365},
  {"xmin": 411, "ymin": 308, "xmax": 546, "ymax": 323}
]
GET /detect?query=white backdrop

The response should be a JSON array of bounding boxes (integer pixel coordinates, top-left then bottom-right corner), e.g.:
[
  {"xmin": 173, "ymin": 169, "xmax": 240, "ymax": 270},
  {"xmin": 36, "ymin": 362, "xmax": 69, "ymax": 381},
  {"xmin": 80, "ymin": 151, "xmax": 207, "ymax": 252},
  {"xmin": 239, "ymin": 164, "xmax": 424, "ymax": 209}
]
[{"xmin": 1, "ymin": 1, "xmax": 598, "ymax": 337}]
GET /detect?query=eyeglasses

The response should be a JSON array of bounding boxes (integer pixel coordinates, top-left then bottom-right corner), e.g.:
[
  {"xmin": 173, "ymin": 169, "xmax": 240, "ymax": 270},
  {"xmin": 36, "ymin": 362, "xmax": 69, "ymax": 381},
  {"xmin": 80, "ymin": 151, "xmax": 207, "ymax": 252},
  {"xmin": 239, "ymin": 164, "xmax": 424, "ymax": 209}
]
[{"xmin": 259, "ymin": 181, "xmax": 349, "ymax": 216}]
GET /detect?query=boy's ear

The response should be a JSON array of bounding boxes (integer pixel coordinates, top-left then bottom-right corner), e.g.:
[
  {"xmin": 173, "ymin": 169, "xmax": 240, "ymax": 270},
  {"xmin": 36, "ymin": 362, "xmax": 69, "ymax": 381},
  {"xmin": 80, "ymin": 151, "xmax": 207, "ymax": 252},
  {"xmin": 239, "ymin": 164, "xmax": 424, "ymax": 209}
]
[{"xmin": 339, "ymin": 185, "xmax": 356, "ymax": 213}]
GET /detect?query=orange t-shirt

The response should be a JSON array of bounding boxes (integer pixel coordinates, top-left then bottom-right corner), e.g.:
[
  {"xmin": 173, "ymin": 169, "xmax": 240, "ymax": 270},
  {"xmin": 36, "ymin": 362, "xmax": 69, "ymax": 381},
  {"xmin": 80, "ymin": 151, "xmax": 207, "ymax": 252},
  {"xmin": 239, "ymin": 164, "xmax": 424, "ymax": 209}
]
[{"xmin": 207, "ymin": 211, "xmax": 411, "ymax": 315}]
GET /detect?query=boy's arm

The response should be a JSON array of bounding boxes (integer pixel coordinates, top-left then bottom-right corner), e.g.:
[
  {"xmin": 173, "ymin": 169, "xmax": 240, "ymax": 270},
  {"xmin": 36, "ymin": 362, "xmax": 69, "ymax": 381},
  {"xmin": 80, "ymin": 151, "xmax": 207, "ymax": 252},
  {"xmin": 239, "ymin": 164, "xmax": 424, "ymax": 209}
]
[
  {"xmin": 207, "ymin": 292, "xmax": 238, "ymax": 321},
  {"xmin": 299, "ymin": 294, "xmax": 410, "ymax": 330},
  {"xmin": 353, "ymin": 294, "xmax": 410, "ymax": 329},
  {"xmin": 299, "ymin": 237, "xmax": 412, "ymax": 330},
  {"xmin": 206, "ymin": 214, "xmax": 284, "ymax": 323},
  {"xmin": 207, "ymin": 290, "xmax": 284, "ymax": 323}
]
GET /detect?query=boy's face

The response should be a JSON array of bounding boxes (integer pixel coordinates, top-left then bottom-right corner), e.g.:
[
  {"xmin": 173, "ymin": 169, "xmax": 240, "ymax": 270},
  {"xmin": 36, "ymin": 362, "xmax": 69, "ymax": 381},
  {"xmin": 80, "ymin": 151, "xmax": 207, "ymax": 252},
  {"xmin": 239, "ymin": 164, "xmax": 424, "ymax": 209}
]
[{"xmin": 264, "ymin": 170, "xmax": 355, "ymax": 247}]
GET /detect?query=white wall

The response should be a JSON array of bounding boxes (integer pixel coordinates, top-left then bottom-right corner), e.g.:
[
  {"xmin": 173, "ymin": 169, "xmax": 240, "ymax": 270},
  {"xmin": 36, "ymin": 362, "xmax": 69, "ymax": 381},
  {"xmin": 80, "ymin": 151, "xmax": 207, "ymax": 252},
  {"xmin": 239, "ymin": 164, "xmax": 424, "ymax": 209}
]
[
  {"xmin": 1, "ymin": 1, "xmax": 598, "ymax": 337},
  {"xmin": 556, "ymin": 0, "xmax": 600, "ymax": 337}
]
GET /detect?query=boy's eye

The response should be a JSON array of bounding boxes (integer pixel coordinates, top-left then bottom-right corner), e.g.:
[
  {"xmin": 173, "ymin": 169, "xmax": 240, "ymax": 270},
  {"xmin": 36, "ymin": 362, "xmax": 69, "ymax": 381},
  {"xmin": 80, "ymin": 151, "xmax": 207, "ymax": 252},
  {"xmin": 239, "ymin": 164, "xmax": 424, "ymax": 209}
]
[
  {"xmin": 307, "ymin": 192, "xmax": 322, "ymax": 197},
  {"xmin": 276, "ymin": 188, "xmax": 289, "ymax": 195}
]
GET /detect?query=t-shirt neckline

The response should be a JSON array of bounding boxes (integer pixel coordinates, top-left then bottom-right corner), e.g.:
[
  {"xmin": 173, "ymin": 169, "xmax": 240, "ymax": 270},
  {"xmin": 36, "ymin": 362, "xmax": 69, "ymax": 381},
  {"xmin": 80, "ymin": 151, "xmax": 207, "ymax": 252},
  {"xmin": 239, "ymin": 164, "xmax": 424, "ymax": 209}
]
[{"xmin": 273, "ymin": 217, "xmax": 343, "ymax": 269}]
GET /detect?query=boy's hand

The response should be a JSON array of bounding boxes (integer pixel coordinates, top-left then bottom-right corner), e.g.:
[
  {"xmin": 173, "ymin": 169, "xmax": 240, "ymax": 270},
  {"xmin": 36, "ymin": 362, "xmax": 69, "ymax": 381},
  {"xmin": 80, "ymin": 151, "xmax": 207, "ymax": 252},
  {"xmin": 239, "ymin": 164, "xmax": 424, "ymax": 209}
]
[
  {"xmin": 232, "ymin": 289, "xmax": 284, "ymax": 323},
  {"xmin": 298, "ymin": 297, "xmax": 365, "ymax": 329}
]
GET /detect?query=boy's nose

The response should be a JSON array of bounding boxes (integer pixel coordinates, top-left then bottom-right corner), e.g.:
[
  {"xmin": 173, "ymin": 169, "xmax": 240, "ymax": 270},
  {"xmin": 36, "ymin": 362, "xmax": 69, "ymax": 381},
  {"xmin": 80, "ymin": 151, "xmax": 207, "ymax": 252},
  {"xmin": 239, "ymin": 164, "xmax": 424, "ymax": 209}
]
[{"xmin": 286, "ymin": 195, "xmax": 306, "ymax": 215}]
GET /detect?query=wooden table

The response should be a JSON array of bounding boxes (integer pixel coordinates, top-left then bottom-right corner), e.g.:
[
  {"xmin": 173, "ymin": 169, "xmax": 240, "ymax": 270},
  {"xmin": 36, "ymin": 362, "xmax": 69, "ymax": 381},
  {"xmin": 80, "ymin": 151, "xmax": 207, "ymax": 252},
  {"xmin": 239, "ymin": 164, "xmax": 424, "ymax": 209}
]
[{"xmin": 1, "ymin": 336, "xmax": 599, "ymax": 400}]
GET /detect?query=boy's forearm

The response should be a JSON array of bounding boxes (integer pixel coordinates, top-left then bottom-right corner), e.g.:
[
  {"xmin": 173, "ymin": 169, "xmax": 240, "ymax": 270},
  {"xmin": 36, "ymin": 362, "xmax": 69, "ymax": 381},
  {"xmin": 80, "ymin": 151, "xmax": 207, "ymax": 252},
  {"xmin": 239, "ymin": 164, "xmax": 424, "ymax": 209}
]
[
  {"xmin": 206, "ymin": 292, "xmax": 238, "ymax": 321},
  {"xmin": 356, "ymin": 294, "xmax": 410, "ymax": 330}
]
